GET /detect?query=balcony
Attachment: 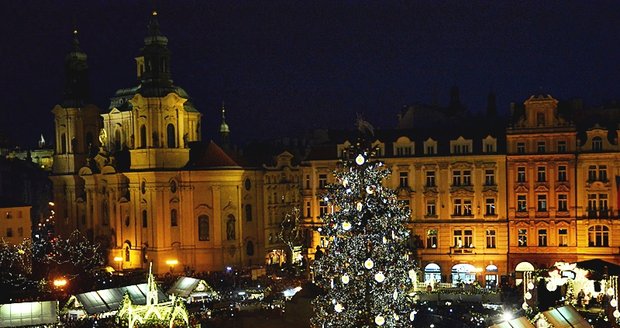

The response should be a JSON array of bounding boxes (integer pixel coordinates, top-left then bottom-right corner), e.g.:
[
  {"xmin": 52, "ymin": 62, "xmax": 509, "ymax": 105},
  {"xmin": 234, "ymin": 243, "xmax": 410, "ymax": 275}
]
[
  {"xmin": 585, "ymin": 208, "xmax": 619, "ymax": 219},
  {"xmin": 450, "ymin": 247, "xmax": 475, "ymax": 255}
]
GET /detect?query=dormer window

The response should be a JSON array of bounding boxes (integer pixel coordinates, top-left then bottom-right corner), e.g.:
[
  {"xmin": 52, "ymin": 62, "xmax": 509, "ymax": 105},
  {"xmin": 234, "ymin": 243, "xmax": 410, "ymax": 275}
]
[
  {"xmin": 482, "ymin": 136, "xmax": 497, "ymax": 153},
  {"xmin": 537, "ymin": 112, "xmax": 545, "ymax": 126},
  {"xmin": 424, "ymin": 138, "xmax": 437, "ymax": 155},
  {"xmin": 393, "ymin": 137, "xmax": 414, "ymax": 156},
  {"xmin": 450, "ymin": 137, "xmax": 472, "ymax": 154},
  {"xmin": 592, "ymin": 137, "xmax": 603, "ymax": 151}
]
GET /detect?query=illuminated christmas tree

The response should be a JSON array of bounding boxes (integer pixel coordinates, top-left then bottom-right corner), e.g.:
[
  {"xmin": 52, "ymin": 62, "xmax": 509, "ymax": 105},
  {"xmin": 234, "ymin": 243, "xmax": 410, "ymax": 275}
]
[{"xmin": 311, "ymin": 141, "xmax": 417, "ymax": 327}]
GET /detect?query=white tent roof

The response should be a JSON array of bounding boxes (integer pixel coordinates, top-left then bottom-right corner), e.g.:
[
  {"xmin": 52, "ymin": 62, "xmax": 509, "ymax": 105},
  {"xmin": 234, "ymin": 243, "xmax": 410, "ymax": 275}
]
[
  {"xmin": 540, "ymin": 305, "xmax": 591, "ymax": 328},
  {"xmin": 167, "ymin": 276, "xmax": 217, "ymax": 299},
  {"xmin": 73, "ymin": 283, "xmax": 167, "ymax": 315},
  {"xmin": 0, "ymin": 301, "xmax": 58, "ymax": 327}
]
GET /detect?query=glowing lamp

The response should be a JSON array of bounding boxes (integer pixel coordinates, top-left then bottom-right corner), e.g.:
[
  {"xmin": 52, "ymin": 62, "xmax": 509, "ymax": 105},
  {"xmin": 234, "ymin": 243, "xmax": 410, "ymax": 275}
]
[
  {"xmin": 166, "ymin": 259, "xmax": 179, "ymax": 266},
  {"xmin": 114, "ymin": 256, "xmax": 123, "ymax": 262},
  {"xmin": 53, "ymin": 278, "xmax": 67, "ymax": 288}
]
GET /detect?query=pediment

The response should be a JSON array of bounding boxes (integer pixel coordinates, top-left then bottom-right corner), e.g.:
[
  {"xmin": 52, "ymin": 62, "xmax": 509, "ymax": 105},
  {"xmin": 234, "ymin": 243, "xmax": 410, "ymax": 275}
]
[
  {"xmin": 555, "ymin": 184, "xmax": 570, "ymax": 193},
  {"xmin": 451, "ymin": 161, "xmax": 472, "ymax": 169},
  {"xmin": 78, "ymin": 166, "xmax": 93, "ymax": 176},
  {"xmin": 534, "ymin": 184, "xmax": 549, "ymax": 192},
  {"xmin": 195, "ymin": 203, "xmax": 213, "ymax": 211},
  {"xmin": 452, "ymin": 189, "xmax": 474, "ymax": 197},
  {"xmin": 514, "ymin": 185, "xmax": 529, "ymax": 193}
]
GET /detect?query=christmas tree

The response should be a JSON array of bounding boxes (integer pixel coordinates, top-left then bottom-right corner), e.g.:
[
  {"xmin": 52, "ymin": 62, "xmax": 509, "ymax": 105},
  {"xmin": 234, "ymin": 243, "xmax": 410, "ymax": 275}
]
[{"xmin": 311, "ymin": 142, "xmax": 417, "ymax": 327}]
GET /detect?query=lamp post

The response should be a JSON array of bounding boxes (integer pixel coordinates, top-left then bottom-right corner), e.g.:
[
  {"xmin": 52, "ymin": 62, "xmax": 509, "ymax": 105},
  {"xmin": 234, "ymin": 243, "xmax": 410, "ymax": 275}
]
[{"xmin": 114, "ymin": 256, "xmax": 123, "ymax": 271}]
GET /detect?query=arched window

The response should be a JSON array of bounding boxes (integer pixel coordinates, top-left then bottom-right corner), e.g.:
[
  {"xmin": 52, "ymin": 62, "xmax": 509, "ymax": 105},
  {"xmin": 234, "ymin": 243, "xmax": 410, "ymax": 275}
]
[
  {"xmin": 140, "ymin": 124, "xmax": 147, "ymax": 148},
  {"xmin": 246, "ymin": 241, "xmax": 254, "ymax": 256},
  {"xmin": 592, "ymin": 137, "xmax": 603, "ymax": 151},
  {"xmin": 170, "ymin": 209, "xmax": 178, "ymax": 227},
  {"xmin": 115, "ymin": 129, "xmax": 122, "ymax": 151},
  {"xmin": 167, "ymin": 123, "xmax": 176, "ymax": 148},
  {"xmin": 124, "ymin": 243, "xmax": 131, "ymax": 262},
  {"xmin": 588, "ymin": 225, "xmax": 609, "ymax": 247},
  {"xmin": 198, "ymin": 215, "xmax": 209, "ymax": 241},
  {"xmin": 226, "ymin": 215, "xmax": 236, "ymax": 240},
  {"xmin": 245, "ymin": 204, "xmax": 252, "ymax": 222},
  {"xmin": 60, "ymin": 133, "xmax": 67, "ymax": 154},
  {"xmin": 142, "ymin": 210, "xmax": 148, "ymax": 228}
]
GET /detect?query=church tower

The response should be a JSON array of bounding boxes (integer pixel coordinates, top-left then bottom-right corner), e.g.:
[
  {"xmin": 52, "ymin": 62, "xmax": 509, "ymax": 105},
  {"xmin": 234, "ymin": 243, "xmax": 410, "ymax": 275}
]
[
  {"xmin": 51, "ymin": 29, "xmax": 101, "ymax": 235},
  {"xmin": 123, "ymin": 11, "xmax": 202, "ymax": 170}
]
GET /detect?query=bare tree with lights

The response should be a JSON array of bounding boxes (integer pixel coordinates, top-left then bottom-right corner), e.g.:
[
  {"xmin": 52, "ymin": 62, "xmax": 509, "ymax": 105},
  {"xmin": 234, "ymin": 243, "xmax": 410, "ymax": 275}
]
[
  {"xmin": 311, "ymin": 140, "xmax": 417, "ymax": 327},
  {"xmin": 279, "ymin": 207, "xmax": 304, "ymax": 265}
]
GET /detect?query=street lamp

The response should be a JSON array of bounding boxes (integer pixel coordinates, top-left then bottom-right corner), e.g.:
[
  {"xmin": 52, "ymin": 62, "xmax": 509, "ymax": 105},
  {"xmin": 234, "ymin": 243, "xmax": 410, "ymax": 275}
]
[
  {"xmin": 113, "ymin": 256, "xmax": 123, "ymax": 271},
  {"xmin": 53, "ymin": 278, "xmax": 67, "ymax": 289},
  {"xmin": 166, "ymin": 259, "xmax": 178, "ymax": 273}
]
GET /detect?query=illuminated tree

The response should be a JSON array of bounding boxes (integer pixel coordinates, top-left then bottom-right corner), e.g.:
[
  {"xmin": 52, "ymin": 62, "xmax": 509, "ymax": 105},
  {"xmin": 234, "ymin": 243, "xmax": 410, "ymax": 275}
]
[
  {"xmin": 279, "ymin": 207, "xmax": 304, "ymax": 264},
  {"xmin": 0, "ymin": 239, "xmax": 35, "ymax": 291},
  {"xmin": 311, "ymin": 143, "xmax": 417, "ymax": 327},
  {"xmin": 46, "ymin": 230, "xmax": 103, "ymax": 279}
]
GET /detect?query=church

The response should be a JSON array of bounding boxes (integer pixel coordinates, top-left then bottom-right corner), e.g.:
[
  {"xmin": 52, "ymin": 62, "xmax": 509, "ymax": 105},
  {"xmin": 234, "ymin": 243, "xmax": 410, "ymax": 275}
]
[{"xmin": 50, "ymin": 12, "xmax": 302, "ymax": 274}]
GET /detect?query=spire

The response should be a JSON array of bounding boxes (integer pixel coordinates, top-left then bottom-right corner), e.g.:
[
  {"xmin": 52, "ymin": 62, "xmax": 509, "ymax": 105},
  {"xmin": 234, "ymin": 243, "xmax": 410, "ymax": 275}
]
[
  {"xmin": 219, "ymin": 102, "xmax": 230, "ymax": 137},
  {"xmin": 62, "ymin": 27, "xmax": 89, "ymax": 108},
  {"xmin": 138, "ymin": 10, "xmax": 173, "ymax": 97}
]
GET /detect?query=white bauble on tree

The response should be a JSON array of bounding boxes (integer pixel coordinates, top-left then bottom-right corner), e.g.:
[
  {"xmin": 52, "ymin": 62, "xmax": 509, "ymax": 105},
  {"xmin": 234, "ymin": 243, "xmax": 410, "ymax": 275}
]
[
  {"xmin": 334, "ymin": 303, "xmax": 344, "ymax": 313},
  {"xmin": 355, "ymin": 154, "xmax": 365, "ymax": 165},
  {"xmin": 364, "ymin": 258, "xmax": 374, "ymax": 270},
  {"xmin": 374, "ymin": 315, "xmax": 385, "ymax": 326},
  {"xmin": 374, "ymin": 272, "xmax": 385, "ymax": 283},
  {"xmin": 342, "ymin": 221, "xmax": 352, "ymax": 231},
  {"xmin": 341, "ymin": 274, "xmax": 350, "ymax": 284}
]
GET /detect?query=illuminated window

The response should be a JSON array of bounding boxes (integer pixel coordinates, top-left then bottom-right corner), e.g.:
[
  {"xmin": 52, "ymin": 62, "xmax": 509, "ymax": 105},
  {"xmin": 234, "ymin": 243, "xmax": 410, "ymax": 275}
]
[
  {"xmin": 463, "ymin": 199, "xmax": 472, "ymax": 216},
  {"xmin": 538, "ymin": 229, "xmax": 547, "ymax": 246},
  {"xmin": 558, "ymin": 228, "xmax": 568, "ymax": 247},
  {"xmin": 426, "ymin": 229, "xmax": 437, "ymax": 248},
  {"xmin": 198, "ymin": 215, "xmax": 209, "ymax": 241},
  {"xmin": 518, "ymin": 229, "xmax": 527, "ymax": 247},
  {"xmin": 486, "ymin": 229, "xmax": 496, "ymax": 249},
  {"xmin": 557, "ymin": 165, "xmax": 567, "ymax": 181},
  {"xmin": 454, "ymin": 229, "xmax": 473, "ymax": 248},
  {"xmin": 517, "ymin": 167, "xmax": 526, "ymax": 182},
  {"xmin": 588, "ymin": 225, "xmax": 609, "ymax": 247}
]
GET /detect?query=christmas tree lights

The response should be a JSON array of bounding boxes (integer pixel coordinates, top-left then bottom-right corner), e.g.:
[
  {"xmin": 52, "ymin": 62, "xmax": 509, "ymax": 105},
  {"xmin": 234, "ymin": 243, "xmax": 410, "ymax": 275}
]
[{"xmin": 311, "ymin": 143, "xmax": 417, "ymax": 327}]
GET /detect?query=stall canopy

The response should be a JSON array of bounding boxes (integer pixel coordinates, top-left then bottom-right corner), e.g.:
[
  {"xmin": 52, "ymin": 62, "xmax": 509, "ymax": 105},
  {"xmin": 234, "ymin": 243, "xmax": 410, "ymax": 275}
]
[
  {"xmin": 538, "ymin": 305, "xmax": 591, "ymax": 328},
  {"xmin": 67, "ymin": 283, "xmax": 167, "ymax": 316},
  {"xmin": 0, "ymin": 300, "xmax": 58, "ymax": 327},
  {"xmin": 167, "ymin": 276, "xmax": 219, "ymax": 302},
  {"xmin": 489, "ymin": 316, "xmax": 535, "ymax": 328},
  {"xmin": 577, "ymin": 259, "xmax": 620, "ymax": 276}
]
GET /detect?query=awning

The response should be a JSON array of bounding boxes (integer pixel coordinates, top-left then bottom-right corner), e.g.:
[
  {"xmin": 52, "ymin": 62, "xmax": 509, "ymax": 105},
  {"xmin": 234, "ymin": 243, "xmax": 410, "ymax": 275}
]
[
  {"xmin": 489, "ymin": 317, "xmax": 534, "ymax": 328},
  {"xmin": 540, "ymin": 305, "xmax": 591, "ymax": 328},
  {"xmin": 0, "ymin": 301, "xmax": 58, "ymax": 327},
  {"xmin": 72, "ymin": 283, "xmax": 167, "ymax": 315},
  {"xmin": 167, "ymin": 276, "xmax": 218, "ymax": 300}
]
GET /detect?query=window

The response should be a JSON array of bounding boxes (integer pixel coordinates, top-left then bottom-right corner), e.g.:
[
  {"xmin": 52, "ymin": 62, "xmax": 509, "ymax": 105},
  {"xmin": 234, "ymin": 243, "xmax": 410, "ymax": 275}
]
[
  {"xmin": 318, "ymin": 174, "xmax": 327, "ymax": 189},
  {"xmin": 537, "ymin": 194, "xmax": 547, "ymax": 212},
  {"xmin": 140, "ymin": 125, "xmax": 147, "ymax": 148},
  {"xmin": 5, "ymin": 212, "xmax": 11, "ymax": 219},
  {"xmin": 599, "ymin": 165, "xmax": 608, "ymax": 181},
  {"xmin": 396, "ymin": 146, "xmax": 412, "ymax": 156},
  {"xmin": 426, "ymin": 171, "xmax": 436, "ymax": 187},
  {"xmin": 558, "ymin": 228, "xmax": 568, "ymax": 247},
  {"xmin": 518, "ymin": 229, "xmax": 528, "ymax": 247},
  {"xmin": 538, "ymin": 229, "xmax": 547, "ymax": 246},
  {"xmin": 558, "ymin": 194, "xmax": 568, "ymax": 211},
  {"xmin": 6, "ymin": 228, "xmax": 13, "ymax": 237},
  {"xmin": 599, "ymin": 194, "xmax": 609, "ymax": 215},
  {"xmin": 517, "ymin": 167, "xmax": 526, "ymax": 182},
  {"xmin": 537, "ymin": 166, "xmax": 546, "ymax": 182},
  {"xmin": 454, "ymin": 229, "xmax": 473, "ymax": 248},
  {"xmin": 453, "ymin": 199, "xmax": 462, "ymax": 216},
  {"xmin": 588, "ymin": 165, "xmax": 597, "ymax": 181},
  {"xmin": 537, "ymin": 141, "xmax": 546, "ymax": 153},
  {"xmin": 426, "ymin": 229, "xmax": 438, "ymax": 248},
  {"xmin": 166, "ymin": 124, "xmax": 176, "ymax": 148},
  {"xmin": 537, "ymin": 112, "xmax": 545, "ymax": 126},
  {"xmin": 245, "ymin": 204, "xmax": 252, "ymax": 222},
  {"xmin": 246, "ymin": 241, "xmax": 254, "ymax": 256},
  {"xmin": 463, "ymin": 199, "xmax": 472, "ymax": 216},
  {"xmin": 399, "ymin": 172, "xmax": 409, "ymax": 188},
  {"xmin": 125, "ymin": 245, "xmax": 131, "ymax": 261},
  {"xmin": 485, "ymin": 170, "xmax": 495, "ymax": 186},
  {"xmin": 426, "ymin": 200, "xmax": 436, "ymax": 216},
  {"xmin": 198, "ymin": 215, "xmax": 209, "ymax": 241},
  {"xmin": 588, "ymin": 193, "xmax": 609, "ymax": 217},
  {"xmin": 485, "ymin": 198, "xmax": 496, "ymax": 215},
  {"xmin": 486, "ymin": 229, "xmax": 496, "ymax": 249},
  {"xmin": 486, "ymin": 143, "xmax": 495, "ymax": 153},
  {"xmin": 319, "ymin": 200, "xmax": 328, "ymax": 216},
  {"xmin": 305, "ymin": 201, "xmax": 311, "ymax": 218},
  {"xmin": 142, "ymin": 210, "xmax": 148, "ymax": 228},
  {"xmin": 557, "ymin": 165, "xmax": 567, "ymax": 182},
  {"xmin": 463, "ymin": 170, "xmax": 471, "ymax": 186},
  {"xmin": 60, "ymin": 133, "xmax": 67, "ymax": 154},
  {"xmin": 557, "ymin": 140, "xmax": 567, "ymax": 153},
  {"xmin": 592, "ymin": 137, "xmax": 603, "ymax": 151},
  {"xmin": 226, "ymin": 215, "xmax": 236, "ymax": 240},
  {"xmin": 517, "ymin": 142, "xmax": 525, "ymax": 153},
  {"xmin": 588, "ymin": 225, "xmax": 609, "ymax": 247},
  {"xmin": 170, "ymin": 209, "xmax": 178, "ymax": 227},
  {"xmin": 517, "ymin": 195, "xmax": 527, "ymax": 212},
  {"xmin": 452, "ymin": 170, "xmax": 461, "ymax": 186},
  {"xmin": 305, "ymin": 175, "xmax": 310, "ymax": 189},
  {"xmin": 426, "ymin": 145, "xmax": 436, "ymax": 154},
  {"xmin": 17, "ymin": 227, "xmax": 23, "ymax": 237}
]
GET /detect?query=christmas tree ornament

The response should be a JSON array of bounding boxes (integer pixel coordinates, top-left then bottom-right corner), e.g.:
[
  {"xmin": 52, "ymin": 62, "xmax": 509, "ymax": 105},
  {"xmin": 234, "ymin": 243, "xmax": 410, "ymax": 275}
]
[
  {"xmin": 374, "ymin": 315, "xmax": 385, "ymax": 326},
  {"xmin": 341, "ymin": 274, "xmax": 350, "ymax": 284},
  {"xmin": 409, "ymin": 311, "xmax": 416, "ymax": 321},
  {"xmin": 334, "ymin": 303, "xmax": 344, "ymax": 313},
  {"xmin": 356, "ymin": 202, "xmax": 363, "ymax": 211},
  {"xmin": 342, "ymin": 221, "xmax": 352, "ymax": 231},
  {"xmin": 355, "ymin": 154, "xmax": 365, "ymax": 165},
  {"xmin": 374, "ymin": 272, "xmax": 385, "ymax": 283},
  {"xmin": 364, "ymin": 258, "xmax": 374, "ymax": 270}
]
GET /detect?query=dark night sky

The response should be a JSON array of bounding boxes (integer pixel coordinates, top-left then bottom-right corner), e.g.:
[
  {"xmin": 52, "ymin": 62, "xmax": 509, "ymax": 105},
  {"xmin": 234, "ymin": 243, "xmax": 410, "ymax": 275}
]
[{"xmin": 2, "ymin": 1, "xmax": 620, "ymax": 147}]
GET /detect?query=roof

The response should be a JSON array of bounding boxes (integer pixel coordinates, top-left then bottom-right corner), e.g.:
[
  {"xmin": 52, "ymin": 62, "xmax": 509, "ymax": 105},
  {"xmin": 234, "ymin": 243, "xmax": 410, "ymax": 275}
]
[
  {"xmin": 188, "ymin": 140, "xmax": 242, "ymax": 168},
  {"xmin": 538, "ymin": 305, "xmax": 591, "ymax": 328},
  {"xmin": 0, "ymin": 301, "xmax": 58, "ymax": 327},
  {"xmin": 72, "ymin": 283, "xmax": 167, "ymax": 315},
  {"xmin": 488, "ymin": 317, "xmax": 534, "ymax": 328},
  {"xmin": 167, "ymin": 277, "xmax": 217, "ymax": 299}
]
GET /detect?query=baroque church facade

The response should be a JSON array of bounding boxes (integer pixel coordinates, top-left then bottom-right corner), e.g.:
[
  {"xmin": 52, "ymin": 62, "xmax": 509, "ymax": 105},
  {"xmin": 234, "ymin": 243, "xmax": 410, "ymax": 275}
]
[{"xmin": 50, "ymin": 13, "xmax": 300, "ymax": 274}]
